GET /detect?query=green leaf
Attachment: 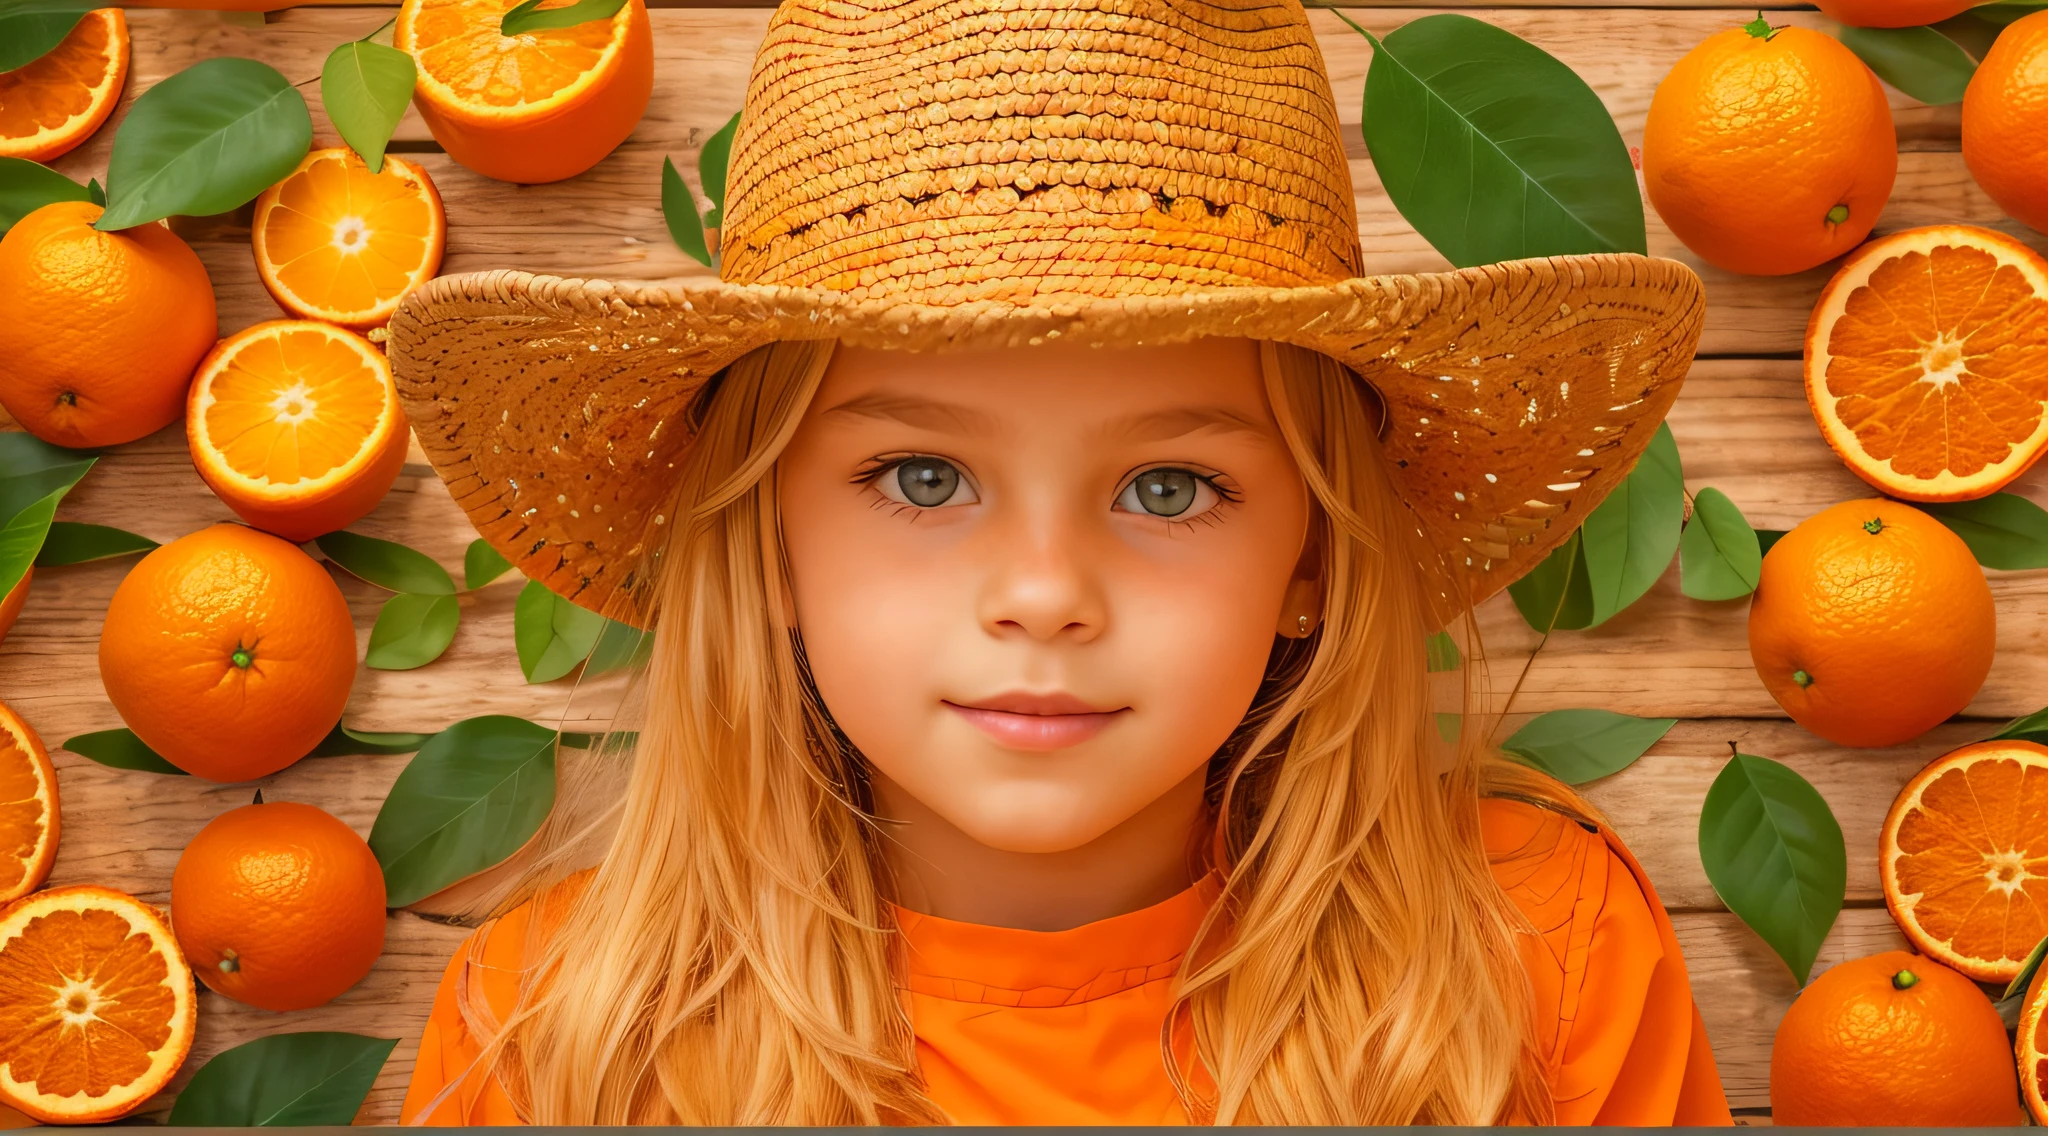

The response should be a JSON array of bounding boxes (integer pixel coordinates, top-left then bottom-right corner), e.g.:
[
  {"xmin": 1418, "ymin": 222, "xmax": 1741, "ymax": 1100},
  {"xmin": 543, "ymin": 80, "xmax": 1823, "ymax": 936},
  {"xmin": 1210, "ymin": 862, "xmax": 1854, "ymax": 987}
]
[
  {"xmin": 463, "ymin": 538, "xmax": 513, "ymax": 590},
  {"xmin": 308, "ymin": 723, "xmax": 434, "ymax": 757},
  {"xmin": 315, "ymin": 530, "xmax": 456, "ymax": 594},
  {"xmin": 96, "ymin": 57, "xmax": 313, "ymax": 231},
  {"xmin": 2004, "ymin": 933, "xmax": 2048, "ymax": 1002},
  {"xmin": 36, "ymin": 522, "xmax": 157, "ymax": 566},
  {"xmin": 167, "ymin": 1032, "xmax": 397, "ymax": 1126},
  {"xmin": 1581, "ymin": 422, "xmax": 1683, "ymax": 625},
  {"xmin": 0, "ymin": 0, "xmax": 95, "ymax": 75},
  {"xmin": 1347, "ymin": 11, "xmax": 1644, "ymax": 267},
  {"xmin": 0, "ymin": 433, "xmax": 96, "ymax": 524},
  {"xmin": 500, "ymin": 0, "xmax": 627, "ymax": 36},
  {"xmin": 1435, "ymin": 712, "xmax": 1462, "ymax": 745},
  {"xmin": 369, "ymin": 715, "xmax": 559, "ymax": 905},
  {"xmin": 1836, "ymin": 25, "xmax": 1977, "ymax": 106},
  {"xmin": 1755, "ymin": 528, "xmax": 1789, "ymax": 558},
  {"xmin": 1965, "ymin": 0, "xmax": 2048, "ymax": 27},
  {"xmin": 0, "ymin": 489, "xmax": 60, "ymax": 598},
  {"xmin": 584, "ymin": 616, "xmax": 650, "ymax": 676},
  {"xmin": 85, "ymin": 176, "xmax": 103, "ymax": 206},
  {"xmin": 662, "ymin": 156, "xmax": 713, "ymax": 268},
  {"xmin": 1698, "ymin": 752, "xmax": 1847, "ymax": 985},
  {"xmin": 515, "ymin": 578, "xmax": 605, "ymax": 683},
  {"xmin": 320, "ymin": 39, "xmax": 415, "ymax": 174},
  {"xmin": 64, "ymin": 728, "xmax": 187, "ymax": 775},
  {"xmin": 699, "ymin": 110, "xmax": 740, "ymax": 220},
  {"xmin": 1680, "ymin": 487, "xmax": 1762, "ymax": 601},
  {"xmin": 0, "ymin": 157, "xmax": 89, "ymax": 238},
  {"xmin": 1425, "ymin": 630, "xmax": 1461, "ymax": 672},
  {"xmin": 1507, "ymin": 529, "xmax": 1595, "ymax": 632},
  {"xmin": 1500, "ymin": 709, "xmax": 1675, "ymax": 785},
  {"xmin": 1990, "ymin": 703, "xmax": 2048, "ymax": 746},
  {"xmin": 1920, "ymin": 492, "xmax": 2048, "ymax": 569},
  {"xmin": 365, "ymin": 592, "xmax": 460, "ymax": 670}
]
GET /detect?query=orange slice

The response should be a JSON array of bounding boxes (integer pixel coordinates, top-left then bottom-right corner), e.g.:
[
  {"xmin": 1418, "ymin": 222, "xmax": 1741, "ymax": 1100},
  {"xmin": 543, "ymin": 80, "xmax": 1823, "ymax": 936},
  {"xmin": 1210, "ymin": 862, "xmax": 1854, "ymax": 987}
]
[
  {"xmin": 395, "ymin": 0, "xmax": 654, "ymax": 184},
  {"xmin": 0, "ymin": 701, "xmax": 55, "ymax": 906},
  {"xmin": 1806, "ymin": 225, "xmax": 2048, "ymax": 502},
  {"xmin": 186, "ymin": 320, "xmax": 408, "ymax": 543},
  {"xmin": 1880, "ymin": 739, "xmax": 2048, "ymax": 983},
  {"xmin": 0, "ymin": 886, "xmax": 195, "ymax": 1123},
  {"xmin": 252, "ymin": 149, "xmax": 445, "ymax": 329},
  {"xmin": 2024, "ymin": 962, "xmax": 2048, "ymax": 1124},
  {"xmin": 0, "ymin": 9, "xmax": 128, "ymax": 163}
]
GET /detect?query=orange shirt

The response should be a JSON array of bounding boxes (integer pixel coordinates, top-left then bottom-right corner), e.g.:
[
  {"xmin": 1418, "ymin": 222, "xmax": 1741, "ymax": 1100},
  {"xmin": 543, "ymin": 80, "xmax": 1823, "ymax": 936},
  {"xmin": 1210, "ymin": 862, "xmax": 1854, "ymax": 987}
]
[{"xmin": 401, "ymin": 798, "xmax": 1731, "ymax": 1125}]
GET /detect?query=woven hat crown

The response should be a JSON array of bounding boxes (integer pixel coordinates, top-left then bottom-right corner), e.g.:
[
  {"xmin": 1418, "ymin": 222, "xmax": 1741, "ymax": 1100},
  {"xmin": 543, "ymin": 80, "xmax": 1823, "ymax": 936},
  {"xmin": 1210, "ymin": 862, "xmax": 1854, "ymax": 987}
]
[{"xmin": 719, "ymin": 0, "xmax": 1366, "ymax": 302}]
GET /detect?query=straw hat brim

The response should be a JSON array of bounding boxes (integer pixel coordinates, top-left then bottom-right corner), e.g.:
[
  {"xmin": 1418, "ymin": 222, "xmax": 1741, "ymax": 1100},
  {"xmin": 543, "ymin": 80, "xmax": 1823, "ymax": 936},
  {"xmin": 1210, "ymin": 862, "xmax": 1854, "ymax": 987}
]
[{"xmin": 387, "ymin": 252, "xmax": 1703, "ymax": 626}]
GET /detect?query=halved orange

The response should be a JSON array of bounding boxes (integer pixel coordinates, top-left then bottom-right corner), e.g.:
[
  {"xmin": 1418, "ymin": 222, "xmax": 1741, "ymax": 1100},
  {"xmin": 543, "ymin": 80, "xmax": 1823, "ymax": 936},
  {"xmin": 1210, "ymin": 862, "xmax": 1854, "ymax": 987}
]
[
  {"xmin": 252, "ymin": 148, "xmax": 446, "ymax": 329},
  {"xmin": 186, "ymin": 320, "xmax": 408, "ymax": 543},
  {"xmin": 2024, "ymin": 961, "xmax": 2048, "ymax": 1124},
  {"xmin": 1881, "ymin": 739, "xmax": 2048, "ymax": 984},
  {"xmin": 1806, "ymin": 225, "xmax": 2048, "ymax": 501},
  {"xmin": 395, "ymin": 0, "xmax": 654, "ymax": 184},
  {"xmin": 0, "ymin": 886, "xmax": 195, "ymax": 1123},
  {"xmin": 0, "ymin": 701, "xmax": 54, "ymax": 907},
  {"xmin": 0, "ymin": 9, "xmax": 127, "ymax": 163}
]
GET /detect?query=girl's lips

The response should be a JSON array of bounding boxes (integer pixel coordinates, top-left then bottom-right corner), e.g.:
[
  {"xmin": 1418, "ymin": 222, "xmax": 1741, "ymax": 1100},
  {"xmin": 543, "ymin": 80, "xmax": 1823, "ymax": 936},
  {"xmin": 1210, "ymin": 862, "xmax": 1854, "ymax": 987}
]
[{"xmin": 944, "ymin": 696, "xmax": 1127, "ymax": 752}]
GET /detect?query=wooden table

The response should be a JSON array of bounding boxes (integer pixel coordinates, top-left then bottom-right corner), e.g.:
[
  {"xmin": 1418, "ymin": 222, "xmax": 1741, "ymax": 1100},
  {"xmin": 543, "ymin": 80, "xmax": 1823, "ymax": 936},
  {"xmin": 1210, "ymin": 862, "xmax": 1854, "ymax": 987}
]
[{"xmin": 14, "ymin": 0, "xmax": 2021, "ymax": 1123}]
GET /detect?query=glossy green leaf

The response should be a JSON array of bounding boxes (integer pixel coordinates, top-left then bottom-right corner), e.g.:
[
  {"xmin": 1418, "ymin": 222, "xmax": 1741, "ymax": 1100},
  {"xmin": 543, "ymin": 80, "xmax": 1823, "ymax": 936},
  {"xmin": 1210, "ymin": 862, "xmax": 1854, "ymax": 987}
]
[
  {"xmin": 1698, "ymin": 752, "xmax": 1847, "ymax": 985},
  {"xmin": 1990, "ymin": 702, "xmax": 2048, "ymax": 746},
  {"xmin": 1680, "ymin": 487, "xmax": 1762, "ymax": 601},
  {"xmin": 1836, "ymin": 25, "xmax": 1977, "ymax": 106},
  {"xmin": 1348, "ymin": 11, "xmax": 1644, "ymax": 267},
  {"xmin": 699, "ymin": 110, "xmax": 740, "ymax": 228},
  {"xmin": 168, "ymin": 1032, "xmax": 397, "ymax": 1126},
  {"xmin": 0, "ymin": 157, "xmax": 89, "ymax": 238},
  {"xmin": 1581, "ymin": 422, "xmax": 1683, "ymax": 625},
  {"xmin": 500, "ymin": 0, "xmax": 626, "ymax": 35},
  {"xmin": 365, "ymin": 593, "xmax": 460, "ymax": 670},
  {"xmin": 0, "ymin": 433, "xmax": 95, "ymax": 524},
  {"xmin": 1973, "ymin": 1, "xmax": 2048, "ymax": 24},
  {"xmin": 1755, "ymin": 528, "xmax": 1789, "ymax": 558},
  {"xmin": 1500, "ymin": 709, "xmax": 1676, "ymax": 785},
  {"xmin": 1507, "ymin": 529, "xmax": 1595, "ymax": 632},
  {"xmin": 97, "ymin": 57, "xmax": 313, "ymax": 231},
  {"xmin": 315, "ymin": 530, "xmax": 456, "ymax": 594},
  {"xmin": 0, "ymin": 489, "xmax": 59, "ymax": 598},
  {"xmin": 662, "ymin": 156, "xmax": 713, "ymax": 268},
  {"xmin": 0, "ymin": 0, "xmax": 95, "ymax": 74},
  {"xmin": 64, "ymin": 728, "xmax": 186, "ymax": 775},
  {"xmin": 2005, "ymin": 933, "xmax": 2048, "ymax": 1002},
  {"xmin": 320, "ymin": 39, "xmax": 415, "ymax": 173},
  {"xmin": 85, "ymin": 176, "xmax": 102, "ymax": 206},
  {"xmin": 515, "ymin": 578, "xmax": 605, "ymax": 683},
  {"xmin": 369, "ymin": 715, "xmax": 559, "ymax": 905},
  {"xmin": 1425, "ymin": 630, "xmax": 1461, "ymax": 673},
  {"xmin": 1921, "ymin": 492, "xmax": 2048, "ymax": 569},
  {"xmin": 463, "ymin": 538, "xmax": 513, "ymax": 590},
  {"xmin": 308, "ymin": 723, "xmax": 434, "ymax": 758},
  {"xmin": 36, "ymin": 521, "xmax": 157, "ymax": 566},
  {"xmin": 585, "ymin": 616, "xmax": 651, "ymax": 676}
]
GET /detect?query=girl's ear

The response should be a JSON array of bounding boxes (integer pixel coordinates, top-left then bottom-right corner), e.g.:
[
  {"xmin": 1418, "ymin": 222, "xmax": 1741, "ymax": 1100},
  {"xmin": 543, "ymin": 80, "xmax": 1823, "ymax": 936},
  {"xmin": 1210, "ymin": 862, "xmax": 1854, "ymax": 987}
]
[{"xmin": 1276, "ymin": 518, "xmax": 1323, "ymax": 639}]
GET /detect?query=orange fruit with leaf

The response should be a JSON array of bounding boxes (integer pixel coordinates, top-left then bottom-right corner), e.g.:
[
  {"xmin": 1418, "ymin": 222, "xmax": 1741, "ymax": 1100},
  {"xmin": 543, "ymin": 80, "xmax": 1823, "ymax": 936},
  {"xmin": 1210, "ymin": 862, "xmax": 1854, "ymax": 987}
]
[
  {"xmin": 0, "ymin": 886, "xmax": 196, "ymax": 1123},
  {"xmin": 1815, "ymin": 0, "xmax": 1980, "ymax": 27},
  {"xmin": 1771, "ymin": 950, "xmax": 2021, "ymax": 1124},
  {"xmin": 187, "ymin": 320, "xmax": 409, "ymax": 543},
  {"xmin": 0, "ymin": 200, "xmax": 217, "ymax": 448},
  {"xmin": 1747, "ymin": 499, "xmax": 1993, "ymax": 748},
  {"xmin": 0, "ymin": 8, "xmax": 128, "ymax": 163},
  {"xmin": 1964, "ymin": 10, "xmax": 2048, "ymax": 237},
  {"xmin": 1642, "ymin": 21, "xmax": 1896, "ymax": 276},
  {"xmin": 0, "ymin": 700, "xmax": 56, "ymax": 906},
  {"xmin": 251, "ymin": 148, "xmax": 446, "ymax": 328},
  {"xmin": 396, "ymin": 0, "xmax": 655, "ymax": 184},
  {"xmin": 98, "ymin": 523, "xmax": 357, "ymax": 782},
  {"xmin": 171, "ymin": 799, "xmax": 386, "ymax": 1011}
]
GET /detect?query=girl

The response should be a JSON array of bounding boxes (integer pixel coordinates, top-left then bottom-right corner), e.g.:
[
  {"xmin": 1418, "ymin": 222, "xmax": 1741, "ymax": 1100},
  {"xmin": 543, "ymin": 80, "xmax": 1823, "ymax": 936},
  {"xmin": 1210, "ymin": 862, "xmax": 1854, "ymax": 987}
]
[{"xmin": 390, "ymin": 0, "xmax": 1727, "ymax": 1123}]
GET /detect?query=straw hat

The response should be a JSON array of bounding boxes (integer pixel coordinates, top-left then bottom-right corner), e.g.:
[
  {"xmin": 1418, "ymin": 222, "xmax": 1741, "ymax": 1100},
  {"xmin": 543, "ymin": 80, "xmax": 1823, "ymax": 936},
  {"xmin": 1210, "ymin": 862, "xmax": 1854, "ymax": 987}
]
[{"xmin": 387, "ymin": 0, "xmax": 1705, "ymax": 626}]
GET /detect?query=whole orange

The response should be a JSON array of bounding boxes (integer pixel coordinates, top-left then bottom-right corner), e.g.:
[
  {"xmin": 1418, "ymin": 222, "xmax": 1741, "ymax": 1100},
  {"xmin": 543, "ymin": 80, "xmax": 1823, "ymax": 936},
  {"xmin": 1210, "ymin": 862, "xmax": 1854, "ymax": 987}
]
[
  {"xmin": 1963, "ymin": 10, "xmax": 2048, "ymax": 236},
  {"xmin": 98, "ymin": 523, "xmax": 356, "ymax": 781},
  {"xmin": 1815, "ymin": 0, "xmax": 1978, "ymax": 27},
  {"xmin": 0, "ymin": 201, "xmax": 216, "ymax": 447},
  {"xmin": 1771, "ymin": 951, "xmax": 2021, "ymax": 1124},
  {"xmin": 170, "ymin": 800, "xmax": 386, "ymax": 1011},
  {"xmin": 1747, "ymin": 499, "xmax": 1993, "ymax": 747},
  {"xmin": 1643, "ymin": 23, "xmax": 1897, "ymax": 276}
]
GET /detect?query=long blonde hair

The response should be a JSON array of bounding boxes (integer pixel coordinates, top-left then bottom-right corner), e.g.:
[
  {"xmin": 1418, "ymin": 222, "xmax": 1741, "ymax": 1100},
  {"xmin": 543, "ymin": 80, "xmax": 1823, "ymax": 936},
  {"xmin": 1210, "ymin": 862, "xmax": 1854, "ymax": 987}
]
[{"xmin": 465, "ymin": 337, "xmax": 1577, "ymax": 1124}]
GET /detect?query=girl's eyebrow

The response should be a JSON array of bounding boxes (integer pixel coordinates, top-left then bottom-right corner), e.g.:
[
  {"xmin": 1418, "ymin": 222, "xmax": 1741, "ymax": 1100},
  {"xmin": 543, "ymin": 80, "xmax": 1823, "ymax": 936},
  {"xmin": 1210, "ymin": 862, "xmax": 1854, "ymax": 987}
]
[
  {"xmin": 820, "ymin": 391, "xmax": 998, "ymax": 434},
  {"xmin": 820, "ymin": 394, "xmax": 1266, "ymax": 442},
  {"xmin": 1105, "ymin": 406, "xmax": 1270, "ymax": 442}
]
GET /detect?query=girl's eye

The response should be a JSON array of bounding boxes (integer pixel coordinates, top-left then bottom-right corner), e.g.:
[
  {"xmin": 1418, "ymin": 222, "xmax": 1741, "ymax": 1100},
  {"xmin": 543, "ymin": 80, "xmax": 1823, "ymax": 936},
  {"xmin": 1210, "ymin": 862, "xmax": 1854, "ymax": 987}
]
[
  {"xmin": 875, "ymin": 456, "xmax": 980, "ymax": 508},
  {"xmin": 1116, "ymin": 468, "xmax": 1221, "ymax": 519}
]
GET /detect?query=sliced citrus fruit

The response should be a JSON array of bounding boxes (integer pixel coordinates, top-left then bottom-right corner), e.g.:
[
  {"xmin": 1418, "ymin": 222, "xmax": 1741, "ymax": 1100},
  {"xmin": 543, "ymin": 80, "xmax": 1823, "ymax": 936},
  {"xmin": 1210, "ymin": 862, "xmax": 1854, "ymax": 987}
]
[
  {"xmin": 0, "ymin": 9, "xmax": 129, "ymax": 163},
  {"xmin": 0, "ymin": 886, "xmax": 195, "ymax": 1123},
  {"xmin": 251, "ymin": 149, "xmax": 446, "ymax": 329},
  {"xmin": 186, "ymin": 320, "xmax": 408, "ymax": 543},
  {"xmin": 395, "ymin": 0, "xmax": 654, "ymax": 184},
  {"xmin": 2024, "ymin": 961, "xmax": 2048, "ymax": 1124},
  {"xmin": 1806, "ymin": 224, "xmax": 2048, "ymax": 501},
  {"xmin": 1881, "ymin": 739, "xmax": 2048, "ymax": 983},
  {"xmin": 0, "ymin": 700, "xmax": 54, "ymax": 906}
]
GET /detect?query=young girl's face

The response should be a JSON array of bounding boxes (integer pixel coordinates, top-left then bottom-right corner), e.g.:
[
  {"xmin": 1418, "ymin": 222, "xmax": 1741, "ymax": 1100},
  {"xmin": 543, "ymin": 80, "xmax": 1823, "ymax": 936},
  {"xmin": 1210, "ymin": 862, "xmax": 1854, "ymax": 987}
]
[{"xmin": 778, "ymin": 338, "xmax": 1314, "ymax": 855}]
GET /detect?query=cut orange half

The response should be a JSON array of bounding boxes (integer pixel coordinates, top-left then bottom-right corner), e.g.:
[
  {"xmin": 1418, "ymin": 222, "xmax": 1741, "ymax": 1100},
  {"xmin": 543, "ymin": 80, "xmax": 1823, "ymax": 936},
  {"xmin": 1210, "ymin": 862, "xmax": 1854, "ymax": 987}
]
[
  {"xmin": 1806, "ymin": 225, "xmax": 2048, "ymax": 502},
  {"xmin": 0, "ymin": 886, "xmax": 196, "ymax": 1123},
  {"xmin": 0, "ymin": 700, "xmax": 55, "ymax": 906},
  {"xmin": 395, "ymin": 0, "xmax": 654, "ymax": 183},
  {"xmin": 2024, "ymin": 962, "xmax": 2048, "ymax": 1124},
  {"xmin": 1881, "ymin": 739, "xmax": 2048, "ymax": 984},
  {"xmin": 252, "ymin": 149, "xmax": 445, "ymax": 329},
  {"xmin": 0, "ymin": 9, "xmax": 127, "ymax": 163},
  {"xmin": 187, "ymin": 320, "xmax": 408, "ymax": 543}
]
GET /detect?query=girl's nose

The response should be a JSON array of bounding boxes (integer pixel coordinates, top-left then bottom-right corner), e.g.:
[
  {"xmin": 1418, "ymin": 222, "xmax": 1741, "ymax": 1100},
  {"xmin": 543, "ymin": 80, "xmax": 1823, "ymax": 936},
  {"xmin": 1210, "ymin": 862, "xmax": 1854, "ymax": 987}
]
[{"xmin": 975, "ymin": 514, "xmax": 1108, "ymax": 644}]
